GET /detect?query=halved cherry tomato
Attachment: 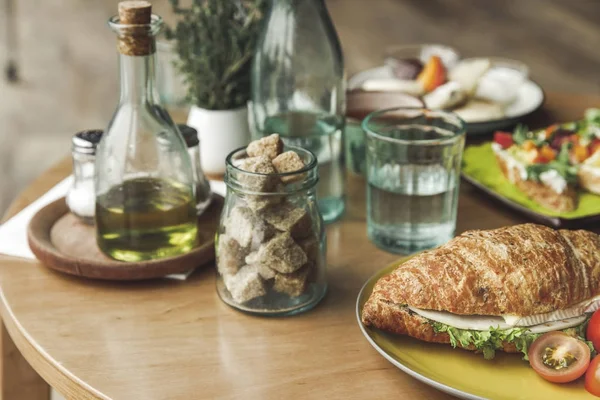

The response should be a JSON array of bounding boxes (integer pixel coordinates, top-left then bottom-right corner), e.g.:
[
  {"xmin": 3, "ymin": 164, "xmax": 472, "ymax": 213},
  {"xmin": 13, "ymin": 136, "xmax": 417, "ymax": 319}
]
[
  {"xmin": 587, "ymin": 310, "xmax": 600, "ymax": 351},
  {"xmin": 586, "ymin": 356, "xmax": 600, "ymax": 397},
  {"xmin": 529, "ymin": 331, "xmax": 590, "ymax": 383},
  {"xmin": 493, "ymin": 131, "xmax": 513, "ymax": 149}
]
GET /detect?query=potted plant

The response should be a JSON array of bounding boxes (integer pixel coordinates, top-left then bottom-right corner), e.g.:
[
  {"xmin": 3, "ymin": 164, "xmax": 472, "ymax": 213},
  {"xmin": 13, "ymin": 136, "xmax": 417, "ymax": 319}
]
[{"xmin": 167, "ymin": 0, "xmax": 267, "ymax": 176}]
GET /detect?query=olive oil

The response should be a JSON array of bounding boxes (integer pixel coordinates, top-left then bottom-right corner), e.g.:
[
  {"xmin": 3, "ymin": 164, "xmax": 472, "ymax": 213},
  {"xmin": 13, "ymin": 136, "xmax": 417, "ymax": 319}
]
[{"xmin": 96, "ymin": 178, "xmax": 198, "ymax": 261}]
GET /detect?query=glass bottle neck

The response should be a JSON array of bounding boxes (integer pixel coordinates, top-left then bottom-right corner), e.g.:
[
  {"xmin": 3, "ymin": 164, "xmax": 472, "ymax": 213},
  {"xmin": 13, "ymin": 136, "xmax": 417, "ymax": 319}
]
[{"xmin": 118, "ymin": 52, "xmax": 159, "ymax": 105}]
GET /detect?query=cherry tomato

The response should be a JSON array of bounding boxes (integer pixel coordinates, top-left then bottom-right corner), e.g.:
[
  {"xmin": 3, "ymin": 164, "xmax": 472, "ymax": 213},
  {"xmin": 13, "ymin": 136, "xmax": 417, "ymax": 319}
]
[
  {"xmin": 586, "ymin": 356, "xmax": 600, "ymax": 397},
  {"xmin": 587, "ymin": 310, "xmax": 600, "ymax": 351},
  {"xmin": 493, "ymin": 131, "xmax": 513, "ymax": 149},
  {"xmin": 528, "ymin": 331, "xmax": 590, "ymax": 383}
]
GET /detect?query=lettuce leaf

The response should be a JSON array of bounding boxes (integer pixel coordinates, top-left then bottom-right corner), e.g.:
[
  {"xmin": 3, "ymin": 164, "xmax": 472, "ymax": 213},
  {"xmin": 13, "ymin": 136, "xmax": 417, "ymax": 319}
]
[
  {"xmin": 512, "ymin": 124, "xmax": 543, "ymax": 146},
  {"xmin": 431, "ymin": 316, "xmax": 594, "ymax": 360}
]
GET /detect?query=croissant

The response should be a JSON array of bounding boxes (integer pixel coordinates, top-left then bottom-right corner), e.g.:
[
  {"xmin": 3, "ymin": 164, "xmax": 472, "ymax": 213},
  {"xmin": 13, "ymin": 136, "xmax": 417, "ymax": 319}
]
[{"xmin": 361, "ymin": 224, "xmax": 600, "ymax": 354}]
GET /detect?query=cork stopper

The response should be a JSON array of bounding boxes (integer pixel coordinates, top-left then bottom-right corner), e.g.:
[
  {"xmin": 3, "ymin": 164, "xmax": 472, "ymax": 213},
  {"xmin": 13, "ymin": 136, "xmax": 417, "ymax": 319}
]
[
  {"xmin": 116, "ymin": 1, "xmax": 155, "ymax": 56},
  {"xmin": 118, "ymin": 1, "xmax": 152, "ymax": 24}
]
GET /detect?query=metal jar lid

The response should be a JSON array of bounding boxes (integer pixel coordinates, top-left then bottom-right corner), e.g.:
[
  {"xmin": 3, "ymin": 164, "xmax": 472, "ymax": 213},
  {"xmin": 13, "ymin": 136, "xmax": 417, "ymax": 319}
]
[
  {"xmin": 178, "ymin": 124, "xmax": 199, "ymax": 148},
  {"xmin": 72, "ymin": 130, "xmax": 103, "ymax": 155}
]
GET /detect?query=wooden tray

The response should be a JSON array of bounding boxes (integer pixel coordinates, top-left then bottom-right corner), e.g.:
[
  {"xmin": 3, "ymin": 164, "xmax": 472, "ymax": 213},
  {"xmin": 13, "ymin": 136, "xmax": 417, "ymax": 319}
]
[{"xmin": 27, "ymin": 196, "xmax": 223, "ymax": 280}]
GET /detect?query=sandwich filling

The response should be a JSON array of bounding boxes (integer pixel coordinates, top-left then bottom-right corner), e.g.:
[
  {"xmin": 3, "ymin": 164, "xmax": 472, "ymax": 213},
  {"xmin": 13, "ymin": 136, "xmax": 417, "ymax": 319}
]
[
  {"xmin": 404, "ymin": 299, "xmax": 599, "ymax": 360},
  {"xmin": 429, "ymin": 316, "xmax": 592, "ymax": 361}
]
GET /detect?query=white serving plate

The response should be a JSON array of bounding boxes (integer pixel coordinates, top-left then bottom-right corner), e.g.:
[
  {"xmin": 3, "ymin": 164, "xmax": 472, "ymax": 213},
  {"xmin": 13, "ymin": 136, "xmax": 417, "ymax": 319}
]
[{"xmin": 348, "ymin": 65, "xmax": 545, "ymax": 135}]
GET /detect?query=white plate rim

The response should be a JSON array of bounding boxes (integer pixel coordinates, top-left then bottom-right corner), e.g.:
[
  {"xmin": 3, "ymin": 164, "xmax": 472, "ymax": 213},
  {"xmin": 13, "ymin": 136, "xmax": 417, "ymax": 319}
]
[{"xmin": 355, "ymin": 272, "xmax": 485, "ymax": 400}]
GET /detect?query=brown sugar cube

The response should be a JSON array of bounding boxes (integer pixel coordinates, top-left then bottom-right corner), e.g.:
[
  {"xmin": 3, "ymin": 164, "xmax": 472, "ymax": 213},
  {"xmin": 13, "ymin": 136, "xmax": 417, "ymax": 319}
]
[
  {"xmin": 245, "ymin": 185, "xmax": 285, "ymax": 212},
  {"xmin": 246, "ymin": 263, "xmax": 277, "ymax": 280},
  {"xmin": 226, "ymin": 207, "xmax": 274, "ymax": 249},
  {"xmin": 244, "ymin": 252, "xmax": 277, "ymax": 280},
  {"xmin": 216, "ymin": 234, "xmax": 249, "ymax": 277},
  {"xmin": 297, "ymin": 235, "xmax": 320, "ymax": 262},
  {"xmin": 245, "ymin": 251, "xmax": 259, "ymax": 265},
  {"xmin": 246, "ymin": 134, "xmax": 284, "ymax": 160},
  {"xmin": 224, "ymin": 267, "xmax": 267, "ymax": 303},
  {"xmin": 237, "ymin": 156, "xmax": 279, "ymax": 192},
  {"xmin": 272, "ymin": 151, "xmax": 306, "ymax": 183},
  {"xmin": 273, "ymin": 266, "xmax": 311, "ymax": 297},
  {"xmin": 262, "ymin": 202, "xmax": 312, "ymax": 239},
  {"xmin": 258, "ymin": 233, "xmax": 308, "ymax": 274}
]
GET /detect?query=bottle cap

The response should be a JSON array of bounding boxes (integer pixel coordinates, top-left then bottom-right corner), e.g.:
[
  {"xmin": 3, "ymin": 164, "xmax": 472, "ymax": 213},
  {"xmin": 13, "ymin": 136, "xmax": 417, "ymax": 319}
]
[{"xmin": 72, "ymin": 130, "xmax": 103, "ymax": 155}]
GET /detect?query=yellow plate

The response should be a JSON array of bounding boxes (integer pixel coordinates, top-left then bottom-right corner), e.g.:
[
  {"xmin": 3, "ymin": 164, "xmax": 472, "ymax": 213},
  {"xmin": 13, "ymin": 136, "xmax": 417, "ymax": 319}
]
[{"xmin": 356, "ymin": 261, "xmax": 596, "ymax": 400}]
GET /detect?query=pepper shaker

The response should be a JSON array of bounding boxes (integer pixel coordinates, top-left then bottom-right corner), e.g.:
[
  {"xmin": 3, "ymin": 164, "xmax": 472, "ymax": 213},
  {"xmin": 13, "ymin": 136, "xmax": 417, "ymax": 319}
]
[{"xmin": 66, "ymin": 130, "xmax": 103, "ymax": 224}]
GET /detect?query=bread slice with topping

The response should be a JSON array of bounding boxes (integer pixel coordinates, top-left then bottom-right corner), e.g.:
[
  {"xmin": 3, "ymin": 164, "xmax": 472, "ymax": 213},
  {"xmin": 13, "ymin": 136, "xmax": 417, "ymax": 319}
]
[{"xmin": 492, "ymin": 143, "xmax": 577, "ymax": 212}]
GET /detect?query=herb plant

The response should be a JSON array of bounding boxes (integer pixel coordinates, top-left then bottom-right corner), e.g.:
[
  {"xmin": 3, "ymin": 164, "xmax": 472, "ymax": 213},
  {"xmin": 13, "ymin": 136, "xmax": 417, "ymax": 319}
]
[{"xmin": 166, "ymin": 0, "xmax": 267, "ymax": 110}]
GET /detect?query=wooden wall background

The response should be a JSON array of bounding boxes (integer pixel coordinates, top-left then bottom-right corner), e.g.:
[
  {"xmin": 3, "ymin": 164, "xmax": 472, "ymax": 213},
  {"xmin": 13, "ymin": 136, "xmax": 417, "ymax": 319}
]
[{"xmin": 0, "ymin": 0, "xmax": 599, "ymax": 216}]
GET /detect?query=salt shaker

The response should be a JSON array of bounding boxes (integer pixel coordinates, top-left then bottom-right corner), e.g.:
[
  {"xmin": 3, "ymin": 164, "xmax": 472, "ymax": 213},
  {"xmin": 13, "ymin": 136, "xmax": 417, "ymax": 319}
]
[
  {"xmin": 178, "ymin": 124, "xmax": 212, "ymax": 215},
  {"xmin": 66, "ymin": 130, "xmax": 103, "ymax": 224}
]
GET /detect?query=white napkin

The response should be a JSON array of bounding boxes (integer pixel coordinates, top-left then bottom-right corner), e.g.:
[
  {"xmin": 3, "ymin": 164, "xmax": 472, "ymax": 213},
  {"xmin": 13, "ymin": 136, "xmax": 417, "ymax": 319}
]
[{"xmin": 0, "ymin": 176, "xmax": 226, "ymax": 281}]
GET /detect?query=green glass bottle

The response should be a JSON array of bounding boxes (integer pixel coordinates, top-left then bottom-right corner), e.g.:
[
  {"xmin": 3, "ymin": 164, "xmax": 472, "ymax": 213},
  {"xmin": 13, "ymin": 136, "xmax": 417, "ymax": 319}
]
[
  {"xmin": 95, "ymin": 2, "xmax": 198, "ymax": 262},
  {"xmin": 251, "ymin": 0, "xmax": 346, "ymax": 223}
]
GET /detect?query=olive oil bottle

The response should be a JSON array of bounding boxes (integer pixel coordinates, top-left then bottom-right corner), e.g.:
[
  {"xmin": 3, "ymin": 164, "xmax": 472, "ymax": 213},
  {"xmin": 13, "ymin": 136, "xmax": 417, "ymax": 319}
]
[
  {"xmin": 96, "ymin": 178, "xmax": 197, "ymax": 261},
  {"xmin": 95, "ymin": 2, "xmax": 197, "ymax": 261}
]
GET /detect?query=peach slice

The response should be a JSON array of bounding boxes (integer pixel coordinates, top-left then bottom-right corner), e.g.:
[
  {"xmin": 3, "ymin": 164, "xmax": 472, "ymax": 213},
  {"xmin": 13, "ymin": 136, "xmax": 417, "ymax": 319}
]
[{"xmin": 417, "ymin": 55, "xmax": 447, "ymax": 92}]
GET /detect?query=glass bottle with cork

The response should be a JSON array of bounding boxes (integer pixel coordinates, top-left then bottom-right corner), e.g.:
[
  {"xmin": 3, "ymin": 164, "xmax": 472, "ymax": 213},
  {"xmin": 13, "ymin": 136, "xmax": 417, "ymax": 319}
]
[
  {"xmin": 95, "ymin": 1, "xmax": 198, "ymax": 262},
  {"xmin": 250, "ymin": 0, "xmax": 346, "ymax": 223}
]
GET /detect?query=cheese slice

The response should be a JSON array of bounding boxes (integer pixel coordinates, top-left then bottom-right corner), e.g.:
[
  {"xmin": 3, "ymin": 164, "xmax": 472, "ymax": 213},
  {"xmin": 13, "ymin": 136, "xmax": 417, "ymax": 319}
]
[
  {"xmin": 527, "ymin": 316, "xmax": 588, "ymax": 334},
  {"xmin": 409, "ymin": 306, "xmax": 588, "ymax": 334},
  {"xmin": 503, "ymin": 295, "xmax": 600, "ymax": 326},
  {"xmin": 409, "ymin": 306, "xmax": 511, "ymax": 330}
]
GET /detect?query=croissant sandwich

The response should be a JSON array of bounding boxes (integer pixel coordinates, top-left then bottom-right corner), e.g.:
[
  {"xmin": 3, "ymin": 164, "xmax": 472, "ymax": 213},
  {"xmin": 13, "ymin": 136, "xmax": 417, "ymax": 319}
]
[{"xmin": 361, "ymin": 223, "xmax": 600, "ymax": 359}]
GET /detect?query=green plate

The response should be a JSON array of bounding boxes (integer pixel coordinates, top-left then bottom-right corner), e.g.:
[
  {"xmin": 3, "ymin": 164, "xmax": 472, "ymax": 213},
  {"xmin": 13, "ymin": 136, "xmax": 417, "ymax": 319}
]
[
  {"xmin": 356, "ymin": 261, "xmax": 596, "ymax": 400},
  {"xmin": 462, "ymin": 143, "xmax": 600, "ymax": 228}
]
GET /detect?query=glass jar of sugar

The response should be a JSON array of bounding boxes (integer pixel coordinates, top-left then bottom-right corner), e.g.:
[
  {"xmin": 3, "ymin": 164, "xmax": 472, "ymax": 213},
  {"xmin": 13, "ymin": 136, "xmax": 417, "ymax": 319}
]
[
  {"xmin": 66, "ymin": 130, "xmax": 103, "ymax": 224},
  {"xmin": 216, "ymin": 142, "xmax": 327, "ymax": 316}
]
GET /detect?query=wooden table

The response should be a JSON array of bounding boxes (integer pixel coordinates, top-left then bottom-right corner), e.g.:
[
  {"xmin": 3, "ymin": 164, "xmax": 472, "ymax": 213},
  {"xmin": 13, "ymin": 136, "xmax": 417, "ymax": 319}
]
[{"xmin": 0, "ymin": 92, "xmax": 599, "ymax": 400}]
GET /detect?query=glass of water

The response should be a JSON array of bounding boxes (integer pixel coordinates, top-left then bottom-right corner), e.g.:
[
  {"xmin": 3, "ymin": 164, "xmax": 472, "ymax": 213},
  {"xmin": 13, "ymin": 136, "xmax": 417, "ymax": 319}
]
[{"xmin": 363, "ymin": 108, "xmax": 465, "ymax": 254}]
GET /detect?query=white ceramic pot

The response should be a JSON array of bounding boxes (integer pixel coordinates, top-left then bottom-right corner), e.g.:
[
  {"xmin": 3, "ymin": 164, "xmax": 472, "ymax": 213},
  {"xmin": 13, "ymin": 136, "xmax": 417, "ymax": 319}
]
[{"xmin": 187, "ymin": 105, "xmax": 251, "ymax": 176}]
